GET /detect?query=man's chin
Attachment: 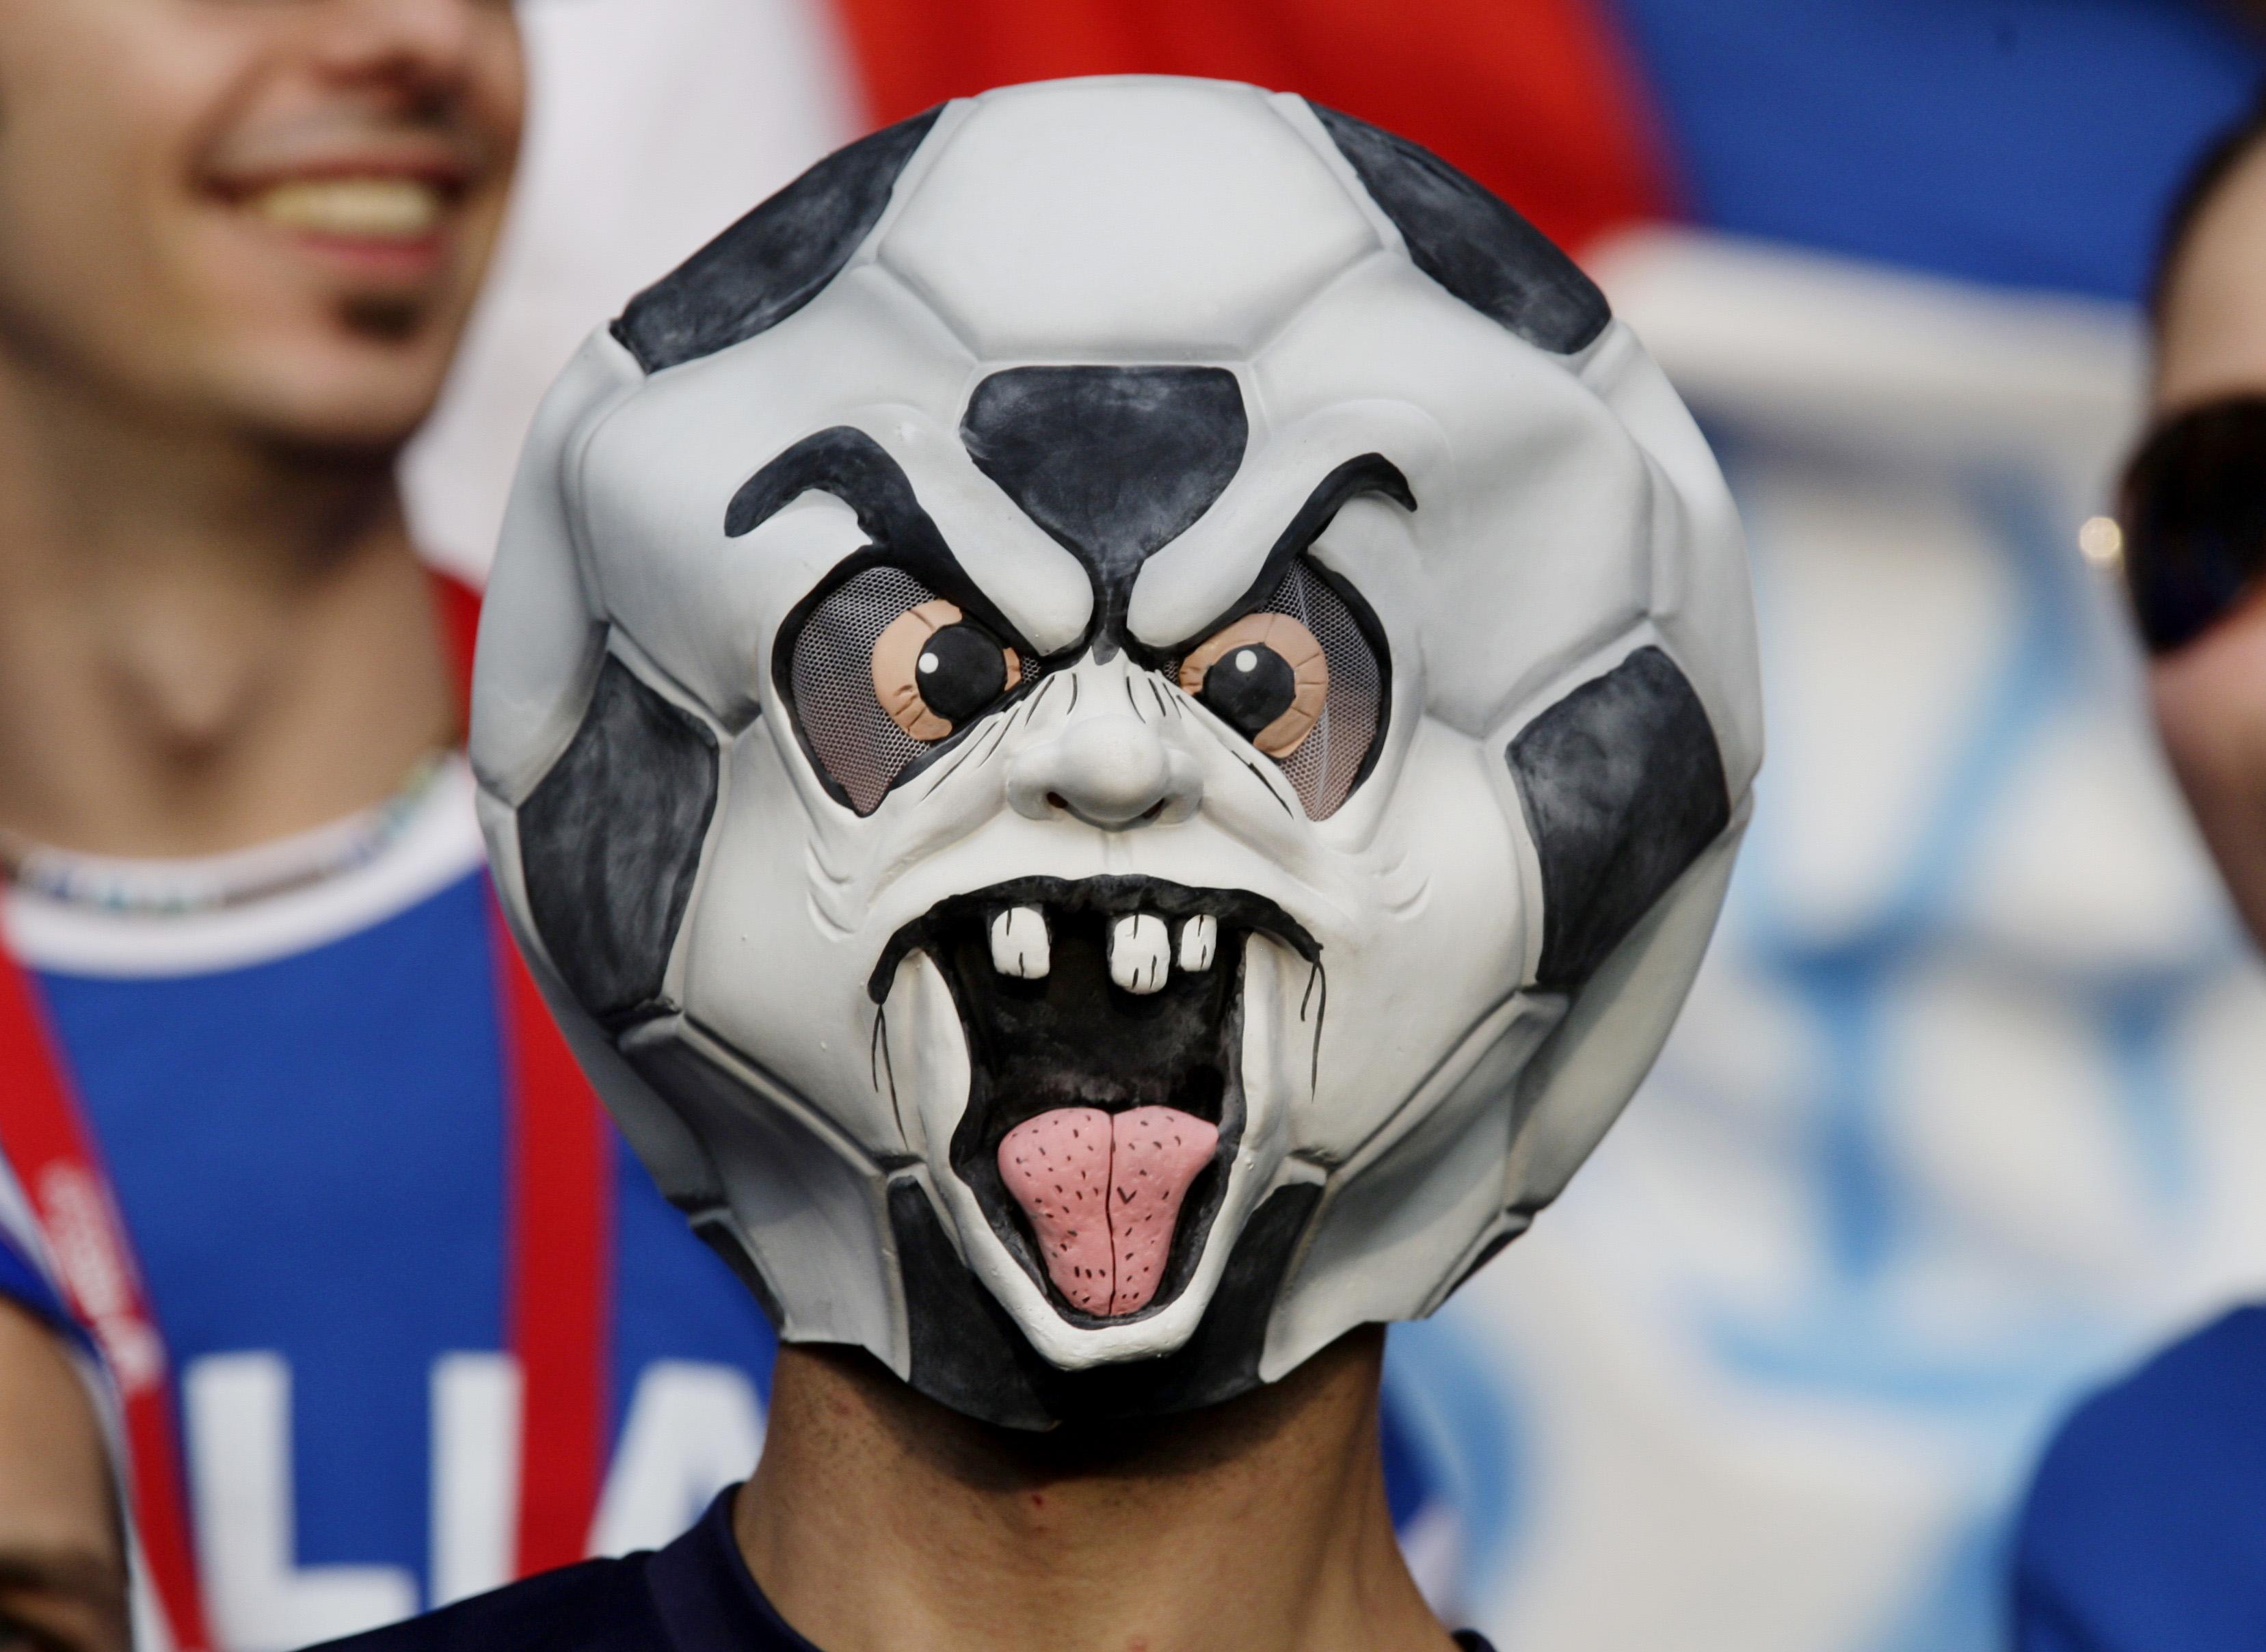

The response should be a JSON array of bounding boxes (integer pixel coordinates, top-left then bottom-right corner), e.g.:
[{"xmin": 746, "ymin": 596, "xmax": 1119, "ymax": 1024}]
[{"xmin": 198, "ymin": 341, "xmax": 457, "ymax": 458}]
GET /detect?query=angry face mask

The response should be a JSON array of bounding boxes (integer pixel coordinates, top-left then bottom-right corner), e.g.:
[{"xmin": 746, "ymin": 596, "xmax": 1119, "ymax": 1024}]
[{"xmin": 472, "ymin": 77, "xmax": 1762, "ymax": 1428}]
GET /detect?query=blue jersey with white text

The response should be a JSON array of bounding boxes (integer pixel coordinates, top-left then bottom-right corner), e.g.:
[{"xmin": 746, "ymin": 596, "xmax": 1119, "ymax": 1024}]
[{"xmin": 3, "ymin": 762, "xmax": 778, "ymax": 1652}]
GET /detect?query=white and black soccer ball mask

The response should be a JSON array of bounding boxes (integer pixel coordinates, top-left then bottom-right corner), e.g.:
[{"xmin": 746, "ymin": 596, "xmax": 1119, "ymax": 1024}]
[{"xmin": 472, "ymin": 77, "xmax": 1761, "ymax": 1429}]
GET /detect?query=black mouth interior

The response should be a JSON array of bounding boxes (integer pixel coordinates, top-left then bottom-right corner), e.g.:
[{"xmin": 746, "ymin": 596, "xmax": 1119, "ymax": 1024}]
[{"xmin": 872, "ymin": 876, "xmax": 1316, "ymax": 1327}]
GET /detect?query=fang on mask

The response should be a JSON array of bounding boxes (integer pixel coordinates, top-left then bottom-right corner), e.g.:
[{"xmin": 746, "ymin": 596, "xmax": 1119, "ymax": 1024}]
[{"xmin": 472, "ymin": 76, "xmax": 1763, "ymax": 1429}]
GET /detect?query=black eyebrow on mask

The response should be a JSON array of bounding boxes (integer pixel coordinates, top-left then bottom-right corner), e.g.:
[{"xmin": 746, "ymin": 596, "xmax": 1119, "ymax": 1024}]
[
  {"xmin": 1151, "ymin": 453, "xmax": 1415, "ymax": 659},
  {"xmin": 723, "ymin": 426, "xmax": 1026, "ymax": 647},
  {"xmin": 725, "ymin": 425, "xmax": 946, "ymax": 545}
]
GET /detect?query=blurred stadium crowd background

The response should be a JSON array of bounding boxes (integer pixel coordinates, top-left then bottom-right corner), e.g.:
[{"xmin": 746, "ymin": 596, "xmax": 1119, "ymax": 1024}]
[{"xmin": 10, "ymin": 1, "xmax": 2266, "ymax": 1649}]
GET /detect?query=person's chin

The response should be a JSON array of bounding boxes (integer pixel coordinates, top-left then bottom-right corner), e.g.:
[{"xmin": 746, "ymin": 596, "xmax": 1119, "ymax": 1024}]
[
  {"xmin": 203, "ymin": 335, "xmax": 455, "ymax": 456},
  {"xmin": 172, "ymin": 207, "xmax": 489, "ymax": 445}
]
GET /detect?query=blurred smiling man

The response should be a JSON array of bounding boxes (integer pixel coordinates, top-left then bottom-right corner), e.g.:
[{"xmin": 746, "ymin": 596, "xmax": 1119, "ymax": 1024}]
[
  {"xmin": 0, "ymin": 0, "xmax": 507, "ymax": 851},
  {"xmin": 0, "ymin": 5, "xmax": 776, "ymax": 1651}
]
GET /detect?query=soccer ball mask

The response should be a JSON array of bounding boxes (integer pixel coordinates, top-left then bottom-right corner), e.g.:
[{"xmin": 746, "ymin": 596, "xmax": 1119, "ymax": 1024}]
[{"xmin": 472, "ymin": 77, "xmax": 1761, "ymax": 1428}]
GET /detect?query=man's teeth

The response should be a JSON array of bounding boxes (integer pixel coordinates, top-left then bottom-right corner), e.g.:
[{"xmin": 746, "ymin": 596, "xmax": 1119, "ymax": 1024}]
[
  {"xmin": 989, "ymin": 906, "xmax": 1050, "ymax": 980},
  {"xmin": 1108, "ymin": 914, "xmax": 1171, "ymax": 996},
  {"xmin": 1177, "ymin": 914, "xmax": 1217, "ymax": 973},
  {"xmin": 251, "ymin": 178, "xmax": 444, "ymax": 241}
]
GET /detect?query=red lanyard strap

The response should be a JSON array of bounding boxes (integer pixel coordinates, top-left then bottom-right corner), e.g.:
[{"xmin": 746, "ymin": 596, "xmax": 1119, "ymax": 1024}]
[
  {"xmin": 493, "ymin": 899, "xmax": 613, "ymax": 1575},
  {"xmin": 0, "ymin": 891, "xmax": 612, "ymax": 1648}
]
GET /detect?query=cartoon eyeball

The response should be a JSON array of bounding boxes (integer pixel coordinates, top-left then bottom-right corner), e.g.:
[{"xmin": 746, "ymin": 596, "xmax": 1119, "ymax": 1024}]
[
  {"xmin": 780, "ymin": 572, "xmax": 1026, "ymax": 814},
  {"xmin": 1173, "ymin": 557, "xmax": 1386, "ymax": 818},
  {"xmin": 872, "ymin": 600, "xmax": 1024, "ymax": 741}
]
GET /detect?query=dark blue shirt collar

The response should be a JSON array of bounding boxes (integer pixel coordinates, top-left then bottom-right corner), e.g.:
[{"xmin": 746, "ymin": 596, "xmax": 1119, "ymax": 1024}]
[{"xmin": 651, "ymin": 1487, "xmax": 1497, "ymax": 1652}]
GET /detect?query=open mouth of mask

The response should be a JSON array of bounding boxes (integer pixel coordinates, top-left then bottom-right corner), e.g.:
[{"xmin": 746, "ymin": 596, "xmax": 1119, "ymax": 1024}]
[{"xmin": 872, "ymin": 875, "xmax": 1318, "ymax": 1323}]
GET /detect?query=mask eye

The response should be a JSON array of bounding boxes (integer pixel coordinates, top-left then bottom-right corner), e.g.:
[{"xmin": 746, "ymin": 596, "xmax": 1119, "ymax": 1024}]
[
  {"xmin": 1177, "ymin": 614, "xmax": 1327, "ymax": 756},
  {"xmin": 1176, "ymin": 557, "xmax": 1387, "ymax": 821},
  {"xmin": 783, "ymin": 567, "xmax": 1024, "ymax": 815},
  {"xmin": 872, "ymin": 599, "xmax": 1024, "ymax": 740}
]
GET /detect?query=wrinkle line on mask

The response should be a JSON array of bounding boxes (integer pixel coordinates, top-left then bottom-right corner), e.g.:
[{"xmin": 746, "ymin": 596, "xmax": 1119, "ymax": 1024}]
[
  {"xmin": 921, "ymin": 710, "xmax": 996, "ymax": 797},
  {"xmin": 871, "ymin": 1004, "xmax": 898, "ymax": 1107},
  {"xmin": 972, "ymin": 706, "xmax": 1018, "ymax": 767},
  {"xmin": 1243, "ymin": 756, "xmax": 1295, "ymax": 818},
  {"xmin": 937, "ymin": 690, "xmax": 1028, "ymax": 798},
  {"xmin": 922, "ymin": 689, "xmax": 1031, "ymax": 799}
]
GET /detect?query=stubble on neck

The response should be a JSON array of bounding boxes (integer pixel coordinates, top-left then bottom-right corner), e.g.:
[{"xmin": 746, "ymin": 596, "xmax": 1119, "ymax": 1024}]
[{"xmin": 737, "ymin": 1328, "xmax": 1458, "ymax": 1652}]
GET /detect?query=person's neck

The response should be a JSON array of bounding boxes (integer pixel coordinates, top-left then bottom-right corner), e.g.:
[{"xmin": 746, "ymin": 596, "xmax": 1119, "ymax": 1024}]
[
  {"xmin": 0, "ymin": 356, "xmax": 454, "ymax": 860},
  {"xmin": 738, "ymin": 1329, "xmax": 1456, "ymax": 1652}
]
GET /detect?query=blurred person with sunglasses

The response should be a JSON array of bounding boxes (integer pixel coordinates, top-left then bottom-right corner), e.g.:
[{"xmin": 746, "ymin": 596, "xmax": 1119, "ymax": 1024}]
[
  {"xmin": 0, "ymin": 4, "xmax": 775, "ymax": 1649},
  {"xmin": 2011, "ymin": 90, "xmax": 2266, "ymax": 1652}
]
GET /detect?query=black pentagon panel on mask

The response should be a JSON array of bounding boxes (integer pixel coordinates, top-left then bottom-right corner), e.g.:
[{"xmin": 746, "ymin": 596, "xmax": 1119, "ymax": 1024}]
[
  {"xmin": 961, "ymin": 366, "xmax": 1249, "ymax": 643},
  {"xmin": 1308, "ymin": 103, "xmax": 1610, "ymax": 355},
  {"xmin": 520, "ymin": 658, "xmax": 720, "ymax": 1027},
  {"xmin": 1508, "ymin": 646, "xmax": 1731, "ymax": 988},
  {"xmin": 611, "ymin": 107, "xmax": 943, "ymax": 373}
]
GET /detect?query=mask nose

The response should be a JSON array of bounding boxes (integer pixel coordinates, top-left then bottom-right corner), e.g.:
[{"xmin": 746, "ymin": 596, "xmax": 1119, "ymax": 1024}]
[{"xmin": 1008, "ymin": 710, "xmax": 1203, "ymax": 829}]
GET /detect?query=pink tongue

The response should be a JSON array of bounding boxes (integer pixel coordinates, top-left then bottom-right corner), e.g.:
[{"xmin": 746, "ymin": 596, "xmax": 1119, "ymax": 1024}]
[
  {"xmin": 995, "ymin": 1108, "xmax": 1112, "ymax": 1316},
  {"xmin": 997, "ymin": 1105, "xmax": 1220, "ymax": 1317}
]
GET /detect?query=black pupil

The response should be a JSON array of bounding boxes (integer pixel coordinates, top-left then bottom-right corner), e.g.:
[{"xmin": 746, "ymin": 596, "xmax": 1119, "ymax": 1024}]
[
  {"xmin": 916, "ymin": 623, "xmax": 1008, "ymax": 725},
  {"xmin": 1199, "ymin": 643, "xmax": 1296, "ymax": 736}
]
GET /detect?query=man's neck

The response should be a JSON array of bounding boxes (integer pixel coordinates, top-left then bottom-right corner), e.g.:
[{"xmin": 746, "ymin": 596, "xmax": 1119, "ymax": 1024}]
[
  {"xmin": 0, "ymin": 357, "xmax": 453, "ymax": 860},
  {"xmin": 738, "ymin": 1330, "xmax": 1456, "ymax": 1652}
]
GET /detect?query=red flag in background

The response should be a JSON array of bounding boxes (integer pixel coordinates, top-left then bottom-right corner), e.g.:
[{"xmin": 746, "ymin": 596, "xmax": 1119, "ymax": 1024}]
[{"xmin": 830, "ymin": 0, "xmax": 1677, "ymax": 256}]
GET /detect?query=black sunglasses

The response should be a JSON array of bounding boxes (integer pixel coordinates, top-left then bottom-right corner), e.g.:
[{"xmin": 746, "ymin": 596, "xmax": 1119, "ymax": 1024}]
[{"xmin": 2120, "ymin": 395, "xmax": 2266, "ymax": 654}]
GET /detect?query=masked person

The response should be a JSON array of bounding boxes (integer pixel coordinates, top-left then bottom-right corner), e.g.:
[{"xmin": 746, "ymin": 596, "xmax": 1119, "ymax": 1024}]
[
  {"xmin": 0, "ymin": 1160, "xmax": 126, "ymax": 1652},
  {"xmin": 0, "ymin": 5, "xmax": 775, "ymax": 1649},
  {"xmin": 2010, "ymin": 91, "xmax": 2266, "ymax": 1652},
  {"xmin": 317, "ymin": 77, "xmax": 1763, "ymax": 1652}
]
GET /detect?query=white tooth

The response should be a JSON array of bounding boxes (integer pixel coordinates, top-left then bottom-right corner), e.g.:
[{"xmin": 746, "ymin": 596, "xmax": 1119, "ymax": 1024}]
[
  {"xmin": 253, "ymin": 178, "xmax": 443, "ymax": 240},
  {"xmin": 989, "ymin": 906, "xmax": 1050, "ymax": 980},
  {"xmin": 1109, "ymin": 913, "xmax": 1171, "ymax": 996},
  {"xmin": 1177, "ymin": 914, "xmax": 1218, "ymax": 973}
]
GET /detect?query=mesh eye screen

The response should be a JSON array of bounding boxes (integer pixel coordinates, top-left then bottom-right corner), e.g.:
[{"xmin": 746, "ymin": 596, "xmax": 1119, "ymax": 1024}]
[
  {"xmin": 789, "ymin": 565, "xmax": 939, "ymax": 814},
  {"xmin": 1250, "ymin": 559, "xmax": 1383, "ymax": 821}
]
